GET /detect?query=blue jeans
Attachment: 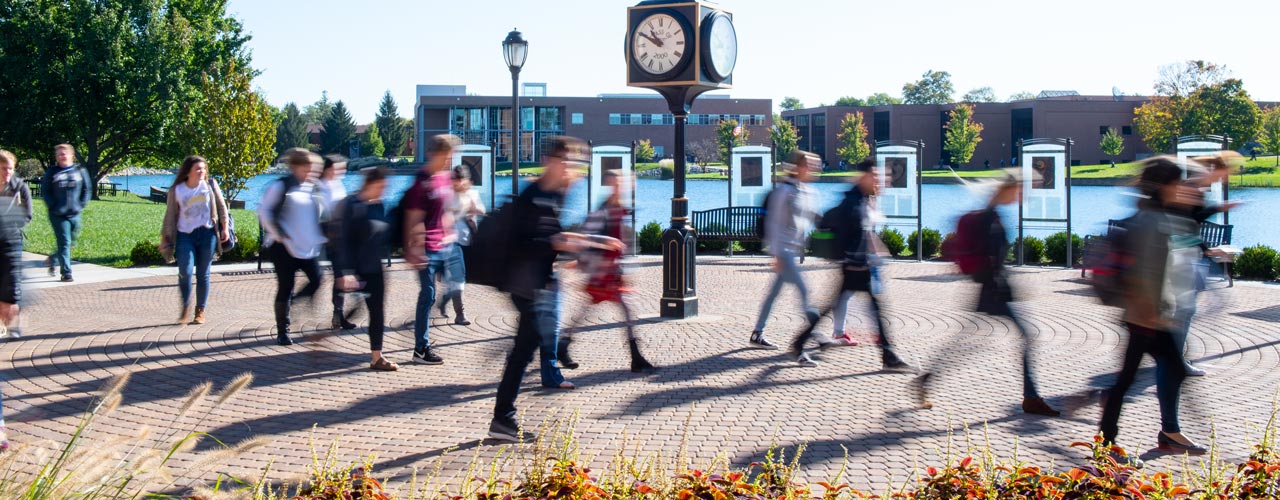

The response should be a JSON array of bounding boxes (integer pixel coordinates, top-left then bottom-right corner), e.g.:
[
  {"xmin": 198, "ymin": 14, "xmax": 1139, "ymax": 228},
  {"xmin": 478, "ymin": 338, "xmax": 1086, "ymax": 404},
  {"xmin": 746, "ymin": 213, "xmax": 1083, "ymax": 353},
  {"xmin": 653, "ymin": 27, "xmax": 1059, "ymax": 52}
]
[
  {"xmin": 176, "ymin": 226, "xmax": 216, "ymax": 309},
  {"xmin": 442, "ymin": 244, "xmax": 467, "ymax": 293},
  {"xmin": 414, "ymin": 249, "xmax": 448, "ymax": 350},
  {"xmin": 535, "ymin": 284, "xmax": 565, "ymax": 387},
  {"xmin": 50, "ymin": 213, "xmax": 81, "ymax": 277},
  {"xmin": 754, "ymin": 248, "xmax": 812, "ymax": 332}
]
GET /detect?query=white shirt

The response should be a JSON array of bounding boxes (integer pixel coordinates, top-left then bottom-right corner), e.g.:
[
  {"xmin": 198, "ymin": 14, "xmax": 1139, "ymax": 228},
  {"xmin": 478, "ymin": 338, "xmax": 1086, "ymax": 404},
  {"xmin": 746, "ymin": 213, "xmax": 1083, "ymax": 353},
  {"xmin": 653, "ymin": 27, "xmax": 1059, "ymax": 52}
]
[
  {"xmin": 257, "ymin": 179, "xmax": 325, "ymax": 259},
  {"xmin": 175, "ymin": 181, "xmax": 213, "ymax": 233},
  {"xmin": 451, "ymin": 189, "xmax": 485, "ymax": 246},
  {"xmin": 318, "ymin": 178, "xmax": 347, "ymax": 212}
]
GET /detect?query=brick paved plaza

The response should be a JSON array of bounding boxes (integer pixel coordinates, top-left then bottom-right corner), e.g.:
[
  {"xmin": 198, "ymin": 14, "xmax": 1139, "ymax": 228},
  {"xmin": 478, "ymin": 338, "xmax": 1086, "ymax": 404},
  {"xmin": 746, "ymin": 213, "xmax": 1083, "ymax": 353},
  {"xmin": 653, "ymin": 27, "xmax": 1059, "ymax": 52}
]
[{"xmin": 5, "ymin": 256, "xmax": 1280, "ymax": 491}]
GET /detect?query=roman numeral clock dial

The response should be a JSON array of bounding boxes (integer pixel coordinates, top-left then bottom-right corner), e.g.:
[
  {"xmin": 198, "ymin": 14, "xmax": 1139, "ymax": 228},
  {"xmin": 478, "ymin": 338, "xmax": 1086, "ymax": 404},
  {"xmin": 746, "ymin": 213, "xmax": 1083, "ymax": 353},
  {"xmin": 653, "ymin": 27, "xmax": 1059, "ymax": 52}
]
[{"xmin": 631, "ymin": 12, "xmax": 691, "ymax": 79}]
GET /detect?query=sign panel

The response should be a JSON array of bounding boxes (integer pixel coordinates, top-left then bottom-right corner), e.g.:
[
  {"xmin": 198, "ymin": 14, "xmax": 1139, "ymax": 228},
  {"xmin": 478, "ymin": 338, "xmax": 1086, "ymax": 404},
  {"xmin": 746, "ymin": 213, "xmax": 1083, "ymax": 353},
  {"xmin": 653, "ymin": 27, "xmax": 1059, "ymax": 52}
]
[
  {"xmin": 452, "ymin": 144, "xmax": 493, "ymax": 210},
  {"xmin": 590, "ymin": 145, "xmax": 634, "ymax": 210},
  {"xmin": 1020, "ymin": 143, "xmax": 1068, "ymax": 220},
  {"xmin": 875, "ymin": 145, "xmax": 918, "ymax": 217},
  {"xmin": 730, "ymin": 145, "xmax": 772, "ymax": 206}
]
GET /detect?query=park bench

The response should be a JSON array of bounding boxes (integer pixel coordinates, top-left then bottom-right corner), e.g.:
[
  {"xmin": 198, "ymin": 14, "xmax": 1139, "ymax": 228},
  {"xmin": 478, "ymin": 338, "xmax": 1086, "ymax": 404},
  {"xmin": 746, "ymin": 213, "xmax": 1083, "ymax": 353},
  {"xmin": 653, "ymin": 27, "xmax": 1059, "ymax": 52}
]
[
  {"xmin": 1082, "ymin": 218, "xmax": 1235, "ymax": 286},
  {"xmin": 149, "ymin": 186, "xmax": 168, "ymax": 204},
  {"xmin": 26, "ymin": 178, "xmax": 40, "ymax": 198},
  {"xmin": 690, "ymin": 206, "xmax": 763, "ymax": 256},
  {"xmin": 95, "ymin": 181, "xmax": 120, "ymax": 197}
]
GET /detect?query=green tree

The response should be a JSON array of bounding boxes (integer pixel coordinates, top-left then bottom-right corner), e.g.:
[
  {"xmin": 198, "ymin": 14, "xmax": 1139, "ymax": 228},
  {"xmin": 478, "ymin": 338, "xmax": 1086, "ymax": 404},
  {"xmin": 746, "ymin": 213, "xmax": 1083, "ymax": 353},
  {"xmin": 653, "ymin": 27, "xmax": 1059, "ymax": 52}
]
[
  {"xmin": 0, "ymin": 0, "xmax": 251, "ymax": 189},
  {"xmin": 321, "ymin": 101, "xmax": 357, "ymax": 155},
  {"xmin": 1155, "ymin": 60, "xmax": 1228, "ymax": 97},
  {"xmin": 835, "ymin": 96, "xmax": 867, "ymax": 107},
  {"xmin": 1007, "ymin": 91, "xmax": 1037, "ymax": 101},
  {"xmin": 771, "ymin": 118, "xmax": 799, "ymax": 164},
  {"xmin": 375, "ymin": 90, "xmax": 408, "ymax": 159},
  {"xmin": 1100, "ymin": 127, "xmax": 1125, "ymax": 168},
  {"xmin": 302, "ymin": 91, "xmax": 335, "ymax": 125},
  {"xmin": 902, "ymin": 70, "xmax": 955, "ymax": 105},
  {"xmin": 716, "ymin": 119, "xmax": 749, "ymax": 163},
  {"xmin": 943, "ymin": 104, "xmax": 983, "ymax": 167},
  {"xmin": 836, "ymin": 112, "xmax": 871, "ymax": 166},
  {"xmin": 180, "ymin": 63, "xmax": 276, "ymax": 202},
  {"xmin": 360, "ymin": 122, "xmax": 385, "ymax": 158},
  {"xmin": 1260, "ymin": 106, "xmax": 1280, "ymax": 167},
  {"xmin": 636, "ymin": 139, "xmax": 656, "ymax": 162},
  {"xmin": 1134, "ymin": 71, "xmax": 1262, "ymax": 153},
  {"xmin": 1183, "ymin": 79, "xmax": 1262, "ymax": 147},
  {"xmin": 865, "ymin": 93, "xmax": 903, "ymax": 106},
  {"xmin": 275, "ymin": 103, "xmax": 310, "ymax": 154},
  {"xmin": 961, "ymin": 87, "xmax": 998, "ymax": 103},
  {"xmin": 779, "ymin": 96, "xmax": 803, "ymax": 111},
  {"xmin": 1134, "ymin": 96, "xmax": 1182, "ymax": 153}
]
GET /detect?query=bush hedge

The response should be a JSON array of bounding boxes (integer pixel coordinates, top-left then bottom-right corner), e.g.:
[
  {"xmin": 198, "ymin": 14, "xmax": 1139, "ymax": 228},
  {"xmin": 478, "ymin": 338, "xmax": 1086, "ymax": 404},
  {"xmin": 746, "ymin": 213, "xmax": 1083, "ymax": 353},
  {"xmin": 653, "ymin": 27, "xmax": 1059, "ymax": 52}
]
[
  {"xmin": 1234, "ymin": 244, "xmax": 1278, "ymax": 280},
  {"xmin": 1010, "ymin": 236, "xmax": 1046, "ymax": 264},
  {"xmin": 878, "ymin": 228, "xmax": 905, "ymax": 256},
  {"xmin": 220, "ymin": 227, "xmax": 260, "ymax": 262},
  {"xmin": 907, "ymin": 228, "xmax": 942, "ymax": 258},
  {"xmin": 638, "ymin": 221, "xmax": 663, "ymax": 254},
  {"xmin": 1044, "ymin": 232, "xmax": 1083, "ymax": 265},
  {"xmin": 129, "ymin": 240, "xmax": 164, "ymax": 267}
]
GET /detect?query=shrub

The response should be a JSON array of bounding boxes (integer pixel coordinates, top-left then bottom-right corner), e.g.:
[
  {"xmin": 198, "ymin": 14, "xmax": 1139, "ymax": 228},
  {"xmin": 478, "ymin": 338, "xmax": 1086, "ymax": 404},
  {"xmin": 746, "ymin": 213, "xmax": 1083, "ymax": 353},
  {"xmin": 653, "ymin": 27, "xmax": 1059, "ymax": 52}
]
[
  {"xmin": 1009, "ymin": 236, "xmax": 1046, "ymax": 264},
  {"xmin": 220, "ymin": 227, "xmax": 260, "ymax": 262},
  {"xmin": 907, "ymin": 228, "xmax": 942, "ymax": 258},
  {"xmin": 940, "ymin": 232, "xmax": 957, "ymax": 259},
  {"xmin": 658, "ymin": 159, "xmax": 676, "ymax": 180},
  {"xmin": 878, "ymin": 228, "xmax": 905, "ymax": 256},
  {"xmin": 638, "ymin": 221, "xmax": 663, "ymax": 254},
  {"xmin": 1044, "ymin": 231, "xmax": 1084, "ymax": 265},
  {"xmin": 1234, "ymin": 244, "xmax": 1278, "ymax": 280},
  {"xmin": 129, "ymin": 240, "xmax": 164, "ymax": 267}
]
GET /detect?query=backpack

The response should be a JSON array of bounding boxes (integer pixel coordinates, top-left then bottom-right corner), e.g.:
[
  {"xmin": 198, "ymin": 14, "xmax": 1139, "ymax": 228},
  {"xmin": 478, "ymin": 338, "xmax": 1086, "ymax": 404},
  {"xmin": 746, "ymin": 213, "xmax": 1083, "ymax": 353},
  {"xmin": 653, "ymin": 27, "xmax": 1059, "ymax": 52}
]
[
  {"xmin": 809, "ymin": 198, "xmax": 849, "ymax": 261},
  {"xmin": 1084, "ymin": 217, "xmax": 1136, "ymax": 308},
  {"xmin": 466, "ymin": 196, "xmax": 516, "ymax": 289},
  {"xmin": 942, "ymin": 210, "xmax": 990, "ymax": 278},
  {"xmin": 754, "ymin": 187, "xmax": 777, "ymax": 239}
]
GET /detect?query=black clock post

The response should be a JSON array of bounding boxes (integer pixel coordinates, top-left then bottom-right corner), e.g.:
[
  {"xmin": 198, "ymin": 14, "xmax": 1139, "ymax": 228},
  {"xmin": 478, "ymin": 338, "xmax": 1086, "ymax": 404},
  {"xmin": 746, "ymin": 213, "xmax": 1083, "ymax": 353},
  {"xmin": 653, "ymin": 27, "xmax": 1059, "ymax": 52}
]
[{"xmin": 626, "ymin": 0, "xmax": 736, "ymax": 319}]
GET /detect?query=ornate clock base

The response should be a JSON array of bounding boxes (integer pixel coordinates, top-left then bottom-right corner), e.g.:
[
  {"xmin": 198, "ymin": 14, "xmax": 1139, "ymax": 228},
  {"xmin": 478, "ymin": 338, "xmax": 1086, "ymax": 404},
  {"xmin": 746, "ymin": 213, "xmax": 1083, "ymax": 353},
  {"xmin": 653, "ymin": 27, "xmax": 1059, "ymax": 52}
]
[{"xmin": 660, "ymin": 223, "xmax": 698, "ymax": 319}]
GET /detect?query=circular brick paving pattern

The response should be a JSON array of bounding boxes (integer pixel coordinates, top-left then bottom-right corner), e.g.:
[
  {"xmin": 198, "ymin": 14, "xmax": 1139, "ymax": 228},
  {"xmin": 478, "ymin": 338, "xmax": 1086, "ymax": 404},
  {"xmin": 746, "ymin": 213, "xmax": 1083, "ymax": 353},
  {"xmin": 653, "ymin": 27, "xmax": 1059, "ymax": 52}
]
[{"xmin": 5, "ymin": 256, "xmax": 1279, "ymax": 491}]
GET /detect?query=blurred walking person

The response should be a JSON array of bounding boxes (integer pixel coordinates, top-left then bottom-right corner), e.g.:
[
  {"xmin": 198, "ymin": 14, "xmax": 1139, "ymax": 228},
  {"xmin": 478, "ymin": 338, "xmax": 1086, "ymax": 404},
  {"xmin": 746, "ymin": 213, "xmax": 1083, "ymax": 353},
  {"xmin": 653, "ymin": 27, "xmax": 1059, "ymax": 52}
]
[
  {"xmin": 41, "ymin": 144, "xmax": 92, "ymax": 282},
  {"xmin": 0, "ymin": 150, "xmax": 32, "ymax": 340},
  {"xmin": 318, "ymin": 155, "xmax": 357, "ymax": 330},
  {"xmin": 436, "ymin": 165, "xmax": 485, "ymax": 326},
  {"xmin": 333, "ymin": 167, "xmax": 398, "ymax": 371},
  {"xmin": 1099, "ymin": 156, "xmax": 1206, "ymax": 456},
  {"xmin": 749, "ymin": 150, "xmax": 819, "ymax": 350},
  {"xmin": 1175, "ymin": 151, "xmax": 1242, "ymax": 376},
  {"xmin": 559, "ymin": 170, "xmax": 655, "ymax": 373},
  {"xmin": 403, "ymin": 134, "xmax": 460, "ymax": 365},
  {"xmin": 490, "ymin": 137, "xmax": 612, "ymax": 441},
  {"xmin": 259, "ymin": 148, "xmax": 326, "ymax": 346},
  {"xmin": 916, "ymin": 170, "xmax": 1059, "ymax": 416},
  {"xmin": 160, "ymin": 156, "xmax": 231, "ymax": 325},
  {"xmin": 791, "ymin": 159, "xmax": 912, "ymax": 370}
]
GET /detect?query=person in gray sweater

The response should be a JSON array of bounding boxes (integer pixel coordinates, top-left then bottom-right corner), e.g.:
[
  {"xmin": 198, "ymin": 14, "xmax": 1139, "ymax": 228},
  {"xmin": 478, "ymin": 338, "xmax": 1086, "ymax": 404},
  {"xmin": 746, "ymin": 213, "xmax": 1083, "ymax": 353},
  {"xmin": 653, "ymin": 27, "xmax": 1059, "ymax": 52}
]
[
  {"xmin": 0, "ymin": 150, "xmax": 32, "ymax": 340},
  {"xmin": 41, "ymin": 144, "xmax": 92, "ymax": 282},
  {"xmin": 749, "ymin": 150, "xmax": 819, "ymax": 350}
]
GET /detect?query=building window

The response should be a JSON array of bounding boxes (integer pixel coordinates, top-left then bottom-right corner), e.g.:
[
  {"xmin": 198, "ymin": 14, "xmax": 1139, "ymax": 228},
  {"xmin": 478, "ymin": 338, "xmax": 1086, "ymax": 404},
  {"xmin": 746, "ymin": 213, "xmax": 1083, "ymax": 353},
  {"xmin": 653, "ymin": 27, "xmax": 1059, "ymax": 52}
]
[
  {"xmin": 572, "ymin": 113, "xmax": 584, "ymax": 125},
  {"xmin": 653, "ymin": 146, "xmax": 664, "ymax": 158},
  {"xmin": 662, "ymin": 114, "xmax": 674, "ymax": 125},
  {"xmin": 1121, "ymin": 125, "xmax": 1132, "ymax": 135},
  {"xmin": 813, "ymin": 114, "xmax": 825, "ymax": 127},
  {"xmin": 537, "ymin": 107, "xmax": 562, "ymax": 130},
  {"xmin": 796, "ymin": 115, "xmax": 809, "ymax": 127},
  {"xmin": 1099, "ymin": 126, "xmax": 1109, "ymax": 135},
  {"xmin": 521, "ymin": 107, "xmax": 535, "ymax": 131},
  {"xmin": 608, "ymin": 113, "xmax": 620, "ymax": 125},
  {"xmin": 630, "ymin": 113, "xmax": 642, "ymax": 125}
]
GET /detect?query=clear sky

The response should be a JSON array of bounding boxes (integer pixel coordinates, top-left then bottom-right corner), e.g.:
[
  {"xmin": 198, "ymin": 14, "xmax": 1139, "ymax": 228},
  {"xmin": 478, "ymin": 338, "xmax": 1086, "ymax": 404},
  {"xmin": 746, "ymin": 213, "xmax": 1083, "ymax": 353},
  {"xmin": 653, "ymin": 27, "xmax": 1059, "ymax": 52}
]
[{"xmin": 227, "ymin": 0, "xmax": 1280, "ymax": 123}]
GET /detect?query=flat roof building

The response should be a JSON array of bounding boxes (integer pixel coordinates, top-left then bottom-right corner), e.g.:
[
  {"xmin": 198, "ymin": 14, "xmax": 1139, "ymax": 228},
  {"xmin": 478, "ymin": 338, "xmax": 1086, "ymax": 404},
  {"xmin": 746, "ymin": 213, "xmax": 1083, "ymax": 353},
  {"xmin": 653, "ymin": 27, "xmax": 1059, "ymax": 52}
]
[{"xmin": 414, "ymin": 84, "xmax": 772, "ymax": 163}]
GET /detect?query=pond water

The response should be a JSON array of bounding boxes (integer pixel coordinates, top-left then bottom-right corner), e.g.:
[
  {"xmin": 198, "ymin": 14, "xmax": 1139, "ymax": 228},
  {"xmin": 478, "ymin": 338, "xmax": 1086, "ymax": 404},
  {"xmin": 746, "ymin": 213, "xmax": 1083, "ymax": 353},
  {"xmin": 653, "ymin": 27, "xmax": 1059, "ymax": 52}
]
[{"xmin": 109, "ymin": 174, "xmax": 1280, "ymax": 248}]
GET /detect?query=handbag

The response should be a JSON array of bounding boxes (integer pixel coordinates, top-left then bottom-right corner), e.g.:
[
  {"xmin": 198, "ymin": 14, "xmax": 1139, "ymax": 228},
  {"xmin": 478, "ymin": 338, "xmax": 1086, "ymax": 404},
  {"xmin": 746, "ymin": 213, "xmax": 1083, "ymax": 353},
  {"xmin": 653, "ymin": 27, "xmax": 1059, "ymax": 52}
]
[{"xmin": 211, "ymin": 179, "xmax": 237, "ymax": 253}]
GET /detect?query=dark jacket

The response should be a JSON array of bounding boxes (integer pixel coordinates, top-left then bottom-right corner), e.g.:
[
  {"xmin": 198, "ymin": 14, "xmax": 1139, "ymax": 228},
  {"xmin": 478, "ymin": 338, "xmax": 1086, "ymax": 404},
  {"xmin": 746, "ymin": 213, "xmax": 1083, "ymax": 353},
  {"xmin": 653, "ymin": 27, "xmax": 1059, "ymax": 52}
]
[
  {"xmin": 974, "ymin": 207, "xmax": 1014, "ymax": 315},
  {"xmin": 506, "ymin": 181, "xmax": 564, "ymax": 299},
  {"xmin": 333, "ymin": 194, "xmax": 389, "ymax": 278},
  {"xmin": 41, "ymin": 164, "xmax": 92, "ymax": 217},
  {"xmin": 0, "ymin": 177, "xmax": 33, "ymax": 243},
  {"xmin": 832, "ymin": 186, "xmax": 872, "ymax": 268}
]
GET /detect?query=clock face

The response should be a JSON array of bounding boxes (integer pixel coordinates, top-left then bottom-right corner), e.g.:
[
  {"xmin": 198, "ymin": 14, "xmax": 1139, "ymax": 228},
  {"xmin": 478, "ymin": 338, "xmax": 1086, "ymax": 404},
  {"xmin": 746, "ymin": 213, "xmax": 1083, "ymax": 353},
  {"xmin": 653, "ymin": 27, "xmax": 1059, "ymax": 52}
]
[
  {"xmin": 704, "ymin": 13, "xmax": 737, "ymax": 81},
  {"xmin": 631, "ymin": 12, "xmax": 690, "ymax": 77}
]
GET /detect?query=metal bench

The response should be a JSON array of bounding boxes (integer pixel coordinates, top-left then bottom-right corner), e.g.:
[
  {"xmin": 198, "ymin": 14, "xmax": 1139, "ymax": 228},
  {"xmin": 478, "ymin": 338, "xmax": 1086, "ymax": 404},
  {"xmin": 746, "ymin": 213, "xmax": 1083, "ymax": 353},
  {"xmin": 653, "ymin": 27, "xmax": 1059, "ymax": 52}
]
[
  {"xmin": 1083, "ymin": 218, "xmax": 1234, "ymax": 286},
  {"xmin": 690, "ymin": 206, "xmax": 763, "ymax": 256}
]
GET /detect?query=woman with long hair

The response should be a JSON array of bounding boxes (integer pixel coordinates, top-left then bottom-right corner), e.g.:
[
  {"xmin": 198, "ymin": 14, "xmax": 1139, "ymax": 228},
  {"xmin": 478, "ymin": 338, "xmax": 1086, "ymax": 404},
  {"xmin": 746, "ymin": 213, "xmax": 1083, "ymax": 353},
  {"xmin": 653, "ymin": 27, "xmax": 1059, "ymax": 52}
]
[
  {"xmin": 161, "ymin": 155, "xmax": 230, "ymax": 325},
  {"xmin": 436, "ymin": 165, "xmax": 485, "ymax": 325}
]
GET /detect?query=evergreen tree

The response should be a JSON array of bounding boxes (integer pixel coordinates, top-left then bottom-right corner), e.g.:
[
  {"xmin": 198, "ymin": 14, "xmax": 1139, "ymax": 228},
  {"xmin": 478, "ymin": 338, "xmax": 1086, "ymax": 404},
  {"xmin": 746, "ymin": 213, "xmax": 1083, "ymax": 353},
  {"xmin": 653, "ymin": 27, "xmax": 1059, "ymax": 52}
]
[
  {"xmin": 360, "ymin": 122, "xmax": 385, "ymax": 158},
  {"xmin": 302, "ymin": 91, "xmax": 334, "ymax": 125},
  {"xmin": 321, "ymin": 101, "xmax": 357, "ymax": 155},
  {"xmin": 275, "ymin": 103, "xmax": 310, "ymax": 154},
  {"xmin": 375, "ymin": 91, "xmax": 408, "ymax": 159},
  {"xmin": 636, "ymin": 139, "xmax": 656, "ymax": 162}
]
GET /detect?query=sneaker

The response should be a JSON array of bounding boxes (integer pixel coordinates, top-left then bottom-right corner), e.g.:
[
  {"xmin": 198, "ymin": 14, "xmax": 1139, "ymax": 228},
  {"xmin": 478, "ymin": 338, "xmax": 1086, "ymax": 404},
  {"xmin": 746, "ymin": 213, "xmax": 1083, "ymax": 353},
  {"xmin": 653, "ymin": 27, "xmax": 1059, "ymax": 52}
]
[
  {"xmin": 332, "ymin": 317, "xmax": 357, "ymax": 330},
  {"xmin": 834, "ymin": 332, "xmax": 860, "ymax": 346},
  {"xmin": 793, "ymin": 351, "xmax": 819, "ymax": 367},
  {"xmin": 882, "ymin": 353, "xmax": 914, "ymax": 372},
  {"xmin": 6, "ymin": 327, "xmax": 19, "ymax": 340},
  {"xmin": 60, "ymin": 275, "xmax": 74, "ymax": 282},
  {"xmin": 1022, "ymin": 396, "xmax": 1061, "ymax": 417},
  {"xmin": 749, "ymin": 331, "xmax": 779, "ymax": 350},
  {"xmin": 488, "ymin": 416, "xmax": 534, "ymax": 442},
  {"xmin": 1185, "ymin": 364, "xmax": 1207, "ymax": 377},
  {"xmin": 275, "ymin": 329, "xmax": 295, "ymax": 346},
  {"xmin": 412, "ymin": 346, "xmax": 444, "ymax": 365}
]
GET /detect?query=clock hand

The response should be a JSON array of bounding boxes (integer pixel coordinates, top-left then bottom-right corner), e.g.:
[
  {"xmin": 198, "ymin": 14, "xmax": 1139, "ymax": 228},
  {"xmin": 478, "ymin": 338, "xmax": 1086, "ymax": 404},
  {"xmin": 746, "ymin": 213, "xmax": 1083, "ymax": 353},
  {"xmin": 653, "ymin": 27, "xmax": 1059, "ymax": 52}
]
[{"xmin": 646, "ymin": 30, "xmax": 664, "ymax": 47}]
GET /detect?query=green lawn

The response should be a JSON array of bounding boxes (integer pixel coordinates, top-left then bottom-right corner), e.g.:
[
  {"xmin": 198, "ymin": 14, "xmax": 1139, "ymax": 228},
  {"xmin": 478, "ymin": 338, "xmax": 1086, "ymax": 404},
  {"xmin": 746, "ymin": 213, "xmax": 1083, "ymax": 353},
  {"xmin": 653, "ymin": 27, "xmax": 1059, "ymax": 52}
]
[{"xmin": 27, "ymin": 193, "xmax": 261, "ymax": 268}]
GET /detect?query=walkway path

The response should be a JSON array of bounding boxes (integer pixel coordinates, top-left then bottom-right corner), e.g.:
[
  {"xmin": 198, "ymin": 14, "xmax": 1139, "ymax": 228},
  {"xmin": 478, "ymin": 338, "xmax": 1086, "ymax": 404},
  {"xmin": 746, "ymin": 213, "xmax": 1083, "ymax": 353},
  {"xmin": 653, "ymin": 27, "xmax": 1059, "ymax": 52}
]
[{"xmin": 4, "ymin": 256, "xmax": 1278, "ymax": 492}]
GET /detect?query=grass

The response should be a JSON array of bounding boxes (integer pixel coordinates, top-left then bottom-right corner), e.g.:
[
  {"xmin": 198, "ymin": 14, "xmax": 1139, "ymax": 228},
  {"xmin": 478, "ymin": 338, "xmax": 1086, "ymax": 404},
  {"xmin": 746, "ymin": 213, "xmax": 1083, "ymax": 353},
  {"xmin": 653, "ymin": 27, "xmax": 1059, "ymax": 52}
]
[
  {"xmin": 911, "ymin": 155, "xmax": 1280, "ymax": 187},
  {"xmin": 26, "ymin": 193, "xmax": 261, "ymax": 268}
]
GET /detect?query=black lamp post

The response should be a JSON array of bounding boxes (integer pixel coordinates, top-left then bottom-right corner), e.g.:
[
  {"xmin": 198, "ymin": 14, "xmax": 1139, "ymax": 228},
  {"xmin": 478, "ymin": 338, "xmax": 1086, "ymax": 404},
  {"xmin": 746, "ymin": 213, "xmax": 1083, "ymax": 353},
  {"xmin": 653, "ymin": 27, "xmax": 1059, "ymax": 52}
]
[{"xmin": 503, "ymin": 28, "xmax": 528, "ymax": 194}]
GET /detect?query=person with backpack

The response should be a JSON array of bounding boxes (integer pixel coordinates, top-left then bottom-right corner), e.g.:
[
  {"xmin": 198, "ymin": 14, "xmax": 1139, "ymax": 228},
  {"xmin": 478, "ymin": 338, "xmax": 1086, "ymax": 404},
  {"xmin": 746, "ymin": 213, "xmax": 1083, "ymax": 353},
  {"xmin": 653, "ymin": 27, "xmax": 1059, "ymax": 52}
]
[
  {"xmin": 558, "ymin": 170, "xmax": 655, "ymax": 374},
  {"xmin": 318, "ymin": 155, "xmax": 357, "ymax": 331},
  {"xmin": 1099, "ymin": 156, "xmax": 1207, "ymax": 457},
  {"xmin": 748, "ymin": 150, "xmax": 819, "ymax": 350},
  {"xmin": 490, "ymin": 136, "xmax": 617, "ymax": 441},
  {"xmin": 790, "ymin": 159, "xmax": 913, "ymax": 369},
  {"xmin": 435, "ymin": 165, "xmax": 485, "ymax": 326},
  {"xmin": 160, "ymin": 155, "xmax": 231, "ymax": 326},
  {"xmin": 332, "ymin": 167, "xmax": 398, "ymax": 371},
  {"xmin": 41, "ymin": 144, "xmax": 92, "ymax": 282},
  {"xmin": 258, "ymin": 148, "xmax": 326, "ymax": 346},
  {"xmin": 0, "ymin": 150, "xmax": 32, "ymax": 340},
  {"xmin": 402, "ymin": 134, "xmax": 460, "ymax": 365},
  {"xmin": 918, "ymin": 170, "xmax": 1059, "ymax": 416}
]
